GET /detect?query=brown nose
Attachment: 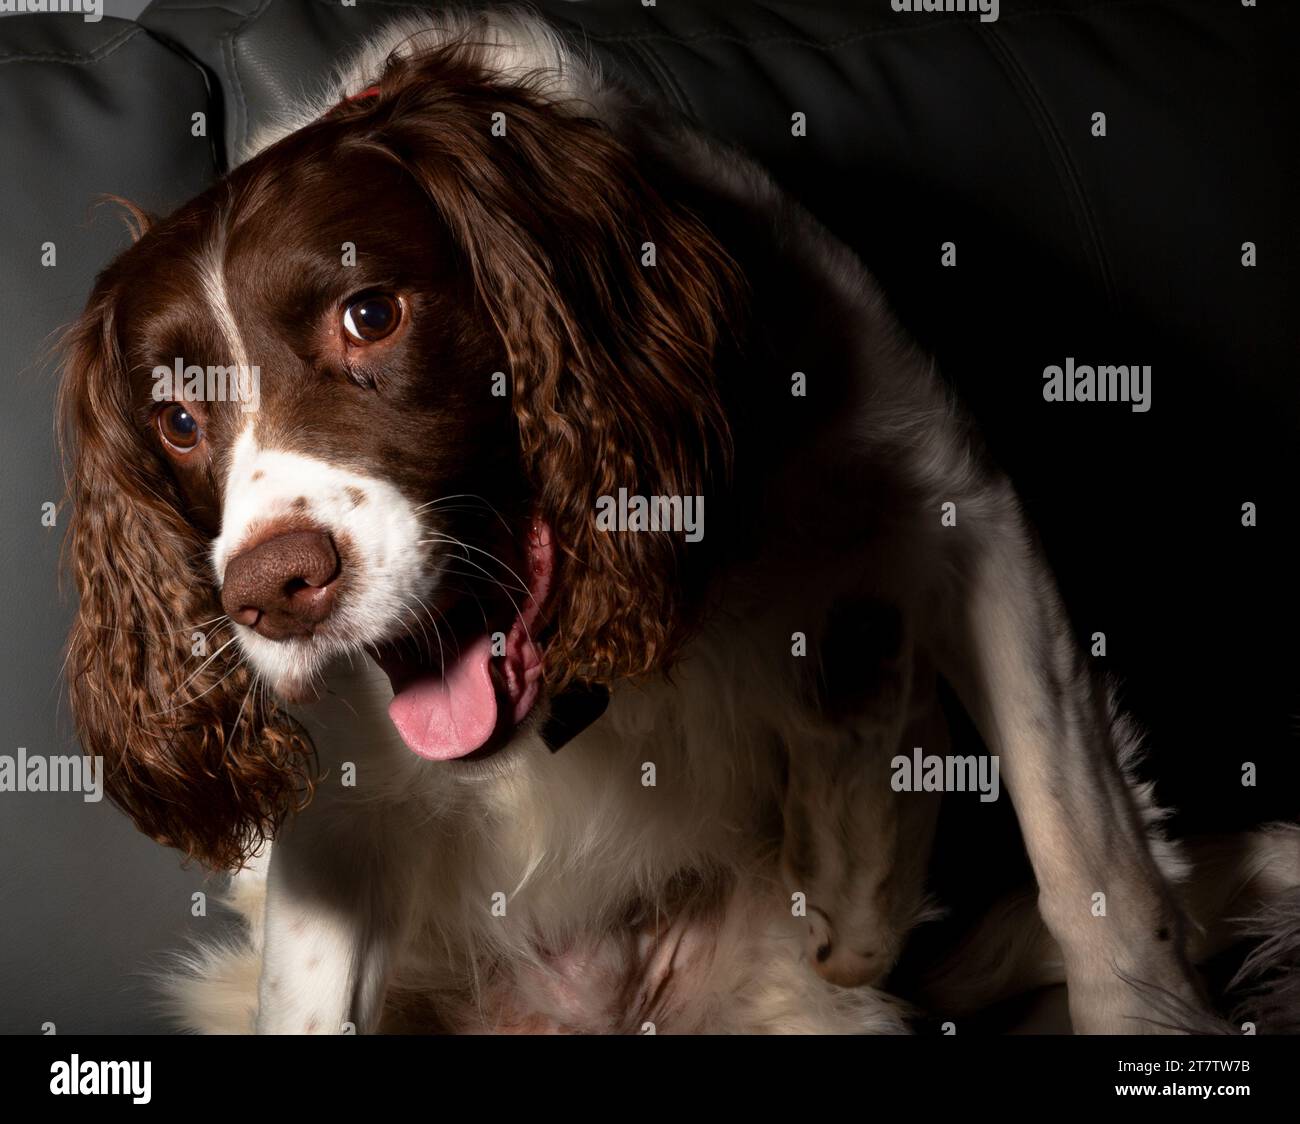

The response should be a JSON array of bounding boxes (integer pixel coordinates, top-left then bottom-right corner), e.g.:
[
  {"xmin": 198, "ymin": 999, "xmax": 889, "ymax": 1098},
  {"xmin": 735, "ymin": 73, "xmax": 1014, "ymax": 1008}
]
[{"xmin": 221, "ymin": 530, "xmax": 340, "ymax": 640}]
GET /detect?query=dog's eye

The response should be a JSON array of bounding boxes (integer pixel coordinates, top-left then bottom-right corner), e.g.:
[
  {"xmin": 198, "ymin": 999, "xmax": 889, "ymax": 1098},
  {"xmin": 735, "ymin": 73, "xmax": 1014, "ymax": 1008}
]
[
  {"xmin": 342, "ymin": 294, "xmax": 401, "ymax": 344},
  {"xmin": 157, "ymin": 404, "xmax": 202, "ymax": 453}
]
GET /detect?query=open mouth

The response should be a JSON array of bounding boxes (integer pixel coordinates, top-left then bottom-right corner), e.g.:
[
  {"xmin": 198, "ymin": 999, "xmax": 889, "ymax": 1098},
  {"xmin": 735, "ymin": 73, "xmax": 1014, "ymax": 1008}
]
[{"xmin": 367, "ymin": 521, "xmax": 553, "ymax": 761}]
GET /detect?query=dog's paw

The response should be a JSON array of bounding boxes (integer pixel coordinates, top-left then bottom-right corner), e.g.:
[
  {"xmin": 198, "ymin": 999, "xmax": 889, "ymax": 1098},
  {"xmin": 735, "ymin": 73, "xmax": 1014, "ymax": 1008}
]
[{"xmin": 795, "ymin": 902, "xmax": 897, "ymax": 988}]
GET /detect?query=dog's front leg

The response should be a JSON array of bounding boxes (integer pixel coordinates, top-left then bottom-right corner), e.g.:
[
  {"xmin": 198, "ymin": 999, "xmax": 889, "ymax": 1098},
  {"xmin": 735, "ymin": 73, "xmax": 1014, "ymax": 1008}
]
[
  {"xmin": 255, "ymin": 661, "xmax": 424, "ymax": 1035},
  {"xmin": 256, "ymin": 803, "xmax": 413, "ymax": 1035},
  {"xmin": 935, "ymin": 499, "xmax": 1206, "ymax": 1033}
]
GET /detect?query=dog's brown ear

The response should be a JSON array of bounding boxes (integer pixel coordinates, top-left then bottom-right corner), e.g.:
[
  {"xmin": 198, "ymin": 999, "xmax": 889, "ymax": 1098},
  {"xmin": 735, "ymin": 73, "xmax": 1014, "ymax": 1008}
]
[
  {"xmin": 367, "ymin": 43, "xmax": 745, "ymax": 687},
  {"xmin": 58, "ymin": 291, "xmax": 315, "ymax": 870}
]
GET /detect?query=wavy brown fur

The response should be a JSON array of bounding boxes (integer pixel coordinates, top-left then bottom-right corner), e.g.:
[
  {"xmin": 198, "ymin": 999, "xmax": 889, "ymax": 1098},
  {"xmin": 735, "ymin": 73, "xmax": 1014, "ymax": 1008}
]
[
  {"xmin": 342, "ymin": 42, "xmax": 745, "ymax": 688},
  {"xmin": 58, "ymin": 290, "xmax": 316, "ymax": 871}
]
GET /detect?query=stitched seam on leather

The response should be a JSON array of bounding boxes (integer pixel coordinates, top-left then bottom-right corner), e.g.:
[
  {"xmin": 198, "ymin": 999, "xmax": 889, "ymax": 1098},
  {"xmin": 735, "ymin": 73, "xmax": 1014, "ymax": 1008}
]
[
  {"xmin": 224, "ymin": 0, "xmax": 277, "ymax": 155},
  {"xmin": 641, "ymin": 40, "xmax": 697, "ymax": 121},
  {"xmin": 185, "ymin": 3, "xmax": 250, "ymax": 15},
  {"xmin": 0, "ymin": 24, "xmax": 140, "ymax": 65},
  {"xmin": 980, "ymin": 26, "xmax": 1117, "ymax": 310},
  {"xmin": 217, "ymin": 0, "xmax": 431, "ymax": 154},
  {"xmin": 169, "ymin": 34, "xmax": 227, "ymax": 177},
  {"xmin": 616, "ymin": 41, "xmax": 673, "ymax": 114},
  {"xmin": 638, "ymin": 40, "xmax": 680, "ymax": 109}
]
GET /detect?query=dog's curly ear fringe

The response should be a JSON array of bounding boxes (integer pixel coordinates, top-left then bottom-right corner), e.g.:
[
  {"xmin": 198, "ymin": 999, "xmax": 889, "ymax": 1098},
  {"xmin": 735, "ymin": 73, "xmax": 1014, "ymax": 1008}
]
[
  {"xmin": 365, "ymin": 43, "xmax": 746, "ymax": 688},
  {"xmin": 58, "ymin": 294, "xmax": 316, "ymax": 871}
]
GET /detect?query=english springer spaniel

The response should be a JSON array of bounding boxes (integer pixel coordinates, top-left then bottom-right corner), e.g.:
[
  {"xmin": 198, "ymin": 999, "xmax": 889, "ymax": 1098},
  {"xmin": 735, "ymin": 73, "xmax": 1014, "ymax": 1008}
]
[{"xmin": 61, "ymin": 10, "xmax": 1272, "ymax": 1034}]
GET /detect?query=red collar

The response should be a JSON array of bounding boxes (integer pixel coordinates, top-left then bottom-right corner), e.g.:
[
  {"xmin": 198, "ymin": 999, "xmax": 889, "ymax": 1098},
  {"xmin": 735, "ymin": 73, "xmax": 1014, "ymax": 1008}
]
[
  {"xmin": 325, "ymin": 84, "xmax": 381, "ymax": 118},
  {"xmin": 342, "ymin": 84, "xmax": 382, "ymax": 104}
]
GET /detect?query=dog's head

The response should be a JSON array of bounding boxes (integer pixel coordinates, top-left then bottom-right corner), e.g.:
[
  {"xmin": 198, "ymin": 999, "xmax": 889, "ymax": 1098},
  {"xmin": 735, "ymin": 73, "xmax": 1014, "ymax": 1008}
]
[{"xmin": 59, "ymin": 38, "xmax": 742, "ymax": 868}]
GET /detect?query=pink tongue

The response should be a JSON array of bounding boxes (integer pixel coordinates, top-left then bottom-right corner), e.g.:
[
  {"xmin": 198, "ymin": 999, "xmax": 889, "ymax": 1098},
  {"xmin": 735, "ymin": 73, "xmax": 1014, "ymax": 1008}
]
[
  {"xmin": 386, "ymin": 523, "xmax": 551, "ymax": 761},
  {"xmin": 387, "ymin": 631, "xmax": 501, "ymax": 760}
]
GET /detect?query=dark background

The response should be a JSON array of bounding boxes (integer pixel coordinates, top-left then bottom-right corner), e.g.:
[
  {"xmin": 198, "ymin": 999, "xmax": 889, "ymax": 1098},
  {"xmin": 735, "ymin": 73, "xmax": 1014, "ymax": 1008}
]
[{"xmin": 1, "ymin": 0, "xmax": 1295, "ymax": 1032}]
